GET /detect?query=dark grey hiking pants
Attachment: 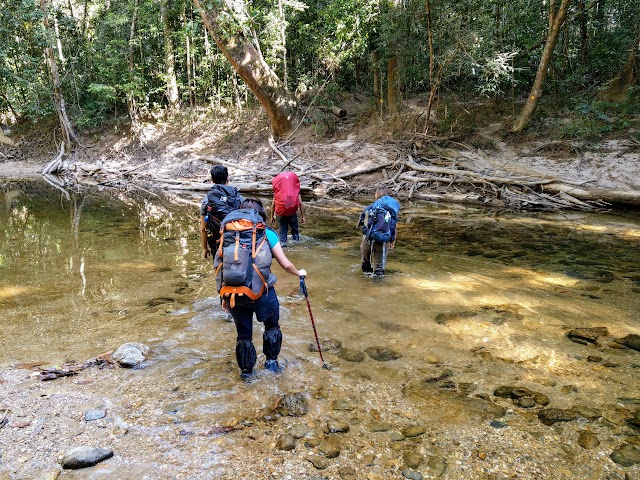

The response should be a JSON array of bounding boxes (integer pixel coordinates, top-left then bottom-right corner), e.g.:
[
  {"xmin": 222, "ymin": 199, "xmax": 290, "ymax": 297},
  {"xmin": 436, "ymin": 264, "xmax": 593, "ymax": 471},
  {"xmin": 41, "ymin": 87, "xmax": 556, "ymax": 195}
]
[{"xmin": 360, "ymin": 236, "xmax": 387, "ymax": 276}]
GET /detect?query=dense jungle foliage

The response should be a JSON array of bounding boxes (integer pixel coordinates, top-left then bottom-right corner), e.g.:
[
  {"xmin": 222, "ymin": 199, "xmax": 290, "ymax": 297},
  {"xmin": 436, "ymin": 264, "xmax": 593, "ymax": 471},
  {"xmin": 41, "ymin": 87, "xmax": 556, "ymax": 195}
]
[{"xmin": 1, "ymin": 0, "xmax": 638, "ymax": 136}]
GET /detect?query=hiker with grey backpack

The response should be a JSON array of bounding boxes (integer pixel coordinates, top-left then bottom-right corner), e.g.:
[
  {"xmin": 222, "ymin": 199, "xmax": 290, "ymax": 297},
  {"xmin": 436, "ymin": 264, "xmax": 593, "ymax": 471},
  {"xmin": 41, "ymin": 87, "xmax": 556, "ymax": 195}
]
[
  {"xmin": 215, "ymin": 198, "xmax": 306, "ymax": 381},
  {"xmin": 357, "ymin": 186, "xmax": 401, "ymax": 278}
]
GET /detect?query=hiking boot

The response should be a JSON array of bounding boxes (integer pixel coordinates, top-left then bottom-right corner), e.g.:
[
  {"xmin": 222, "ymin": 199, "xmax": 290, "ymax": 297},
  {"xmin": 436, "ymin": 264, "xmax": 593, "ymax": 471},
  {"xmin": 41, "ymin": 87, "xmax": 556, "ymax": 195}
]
[
  {"xmin": 373, "ymin": 270, "xmax": 385, "ymax": 279},
  {"xmin": 292, "ymin": 234, "xmax": 300, "ymax": 241},
  {"xmin": 240, "ymin": 369, "xmax": 256, "ymax": 382},
  {"xmin": 361, "ymin": 260, "xmax": 373, "ymax": 273},
  {"xmin": 264, "ymin": 359, "xmax": 283, "ymax": 373}
]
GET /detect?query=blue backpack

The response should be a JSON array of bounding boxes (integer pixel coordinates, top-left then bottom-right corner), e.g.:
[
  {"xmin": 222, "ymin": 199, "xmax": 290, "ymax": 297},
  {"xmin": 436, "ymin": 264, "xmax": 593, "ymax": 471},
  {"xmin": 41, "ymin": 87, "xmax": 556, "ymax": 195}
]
[{"xmin": 361, "ymin": 196, "xmax": 400, "ymax": 243}]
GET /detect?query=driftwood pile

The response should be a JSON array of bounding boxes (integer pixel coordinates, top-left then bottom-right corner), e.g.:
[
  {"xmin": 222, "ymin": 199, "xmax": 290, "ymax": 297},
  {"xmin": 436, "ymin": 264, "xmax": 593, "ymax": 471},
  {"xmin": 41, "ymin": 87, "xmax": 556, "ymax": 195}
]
[{"xmin": 37, "ymin": 136, "xmax": 640, "ymax": 211}]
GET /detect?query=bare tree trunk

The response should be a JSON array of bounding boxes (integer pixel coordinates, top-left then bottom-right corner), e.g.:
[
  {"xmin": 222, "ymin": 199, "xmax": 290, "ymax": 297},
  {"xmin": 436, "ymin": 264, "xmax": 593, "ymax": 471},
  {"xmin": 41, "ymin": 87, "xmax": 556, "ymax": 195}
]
[
  {"xmin": 600, "ymin": 30, "xmax": 640, "ymax": 100},
  {"xmin": 193, "ymin": 0, "xmax": 300, "ymax": 137},
  {"xmin": 579, "ymin": 1, "xmax": 589, "ymax": 65},
  {"xmin": 512, "ymin": 0, "xmax": 570, "ymax": 133},
  {"xmin": 278, "ymin": 0, "xmax": 288, "ymax": 90},
  {"xmin": 127, "ymin": 0, "xmax": 139, "ymax": 125},
  {"xmin": 183, "ymin": 4, "xmax": 194, "ymax": 109},
  {"xmin": 387, "ymin": 55, "xmax": 399, "ymax": 115},
  {"xmin": 372, "ymin": 51, "xmax": 382, "ymax": 115},
  {"xmin": 424, "ymin": 0, "xmax": 435, "ymax": 128},
  {"xmin": 41, "ymin": 0, "xmax": 79, "ymax": 150},
  {"xmin": 161, "ymin": 0, "xmax": 180, "ymax": 112}
]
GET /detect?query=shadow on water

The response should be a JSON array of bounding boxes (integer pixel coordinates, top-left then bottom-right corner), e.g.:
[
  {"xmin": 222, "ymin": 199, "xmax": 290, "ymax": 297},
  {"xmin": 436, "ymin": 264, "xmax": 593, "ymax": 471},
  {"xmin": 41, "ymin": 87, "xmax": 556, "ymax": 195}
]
[{"xmin": 1, "ymin": 180, "xmax": 640, "ymax": 478}]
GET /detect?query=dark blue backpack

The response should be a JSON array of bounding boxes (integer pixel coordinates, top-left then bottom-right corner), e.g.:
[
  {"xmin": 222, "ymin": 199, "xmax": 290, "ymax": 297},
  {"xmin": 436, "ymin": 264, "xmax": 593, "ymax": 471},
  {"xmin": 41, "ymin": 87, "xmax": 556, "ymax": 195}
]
[
  {"xmin": 204, "ymin": 185, "xmax": 242, "ymax": 248},
  {"xmin": 361, "ymin": 196, "xmax": 400, "ymax": 243}
]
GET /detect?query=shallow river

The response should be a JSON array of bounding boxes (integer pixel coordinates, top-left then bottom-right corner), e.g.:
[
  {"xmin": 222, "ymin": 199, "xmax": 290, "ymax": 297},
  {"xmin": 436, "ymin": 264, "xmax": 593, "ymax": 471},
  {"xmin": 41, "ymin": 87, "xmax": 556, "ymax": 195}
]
[{"xmin": 1, "ymin": 181, "xmax": 639, "ymax": 479}]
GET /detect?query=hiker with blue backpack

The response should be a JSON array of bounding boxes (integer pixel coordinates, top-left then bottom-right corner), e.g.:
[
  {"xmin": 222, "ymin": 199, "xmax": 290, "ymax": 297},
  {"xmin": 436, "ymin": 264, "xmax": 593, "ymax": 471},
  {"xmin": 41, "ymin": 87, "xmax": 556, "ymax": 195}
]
[
  {"xmin": 216, "ymin": 198, "xmax": 306, "ymax": 380},
  {"xmin": 357, "ymin": 187, "xmax": 401, "ymax": 278}
]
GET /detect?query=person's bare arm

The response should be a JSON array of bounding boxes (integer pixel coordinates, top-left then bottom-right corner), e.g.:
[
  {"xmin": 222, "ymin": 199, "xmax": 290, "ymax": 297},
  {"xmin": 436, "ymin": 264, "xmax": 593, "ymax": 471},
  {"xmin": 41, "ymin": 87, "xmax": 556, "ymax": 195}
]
[
  {"xmin": 270, "ymin": 195, "xmax": 277, "ymax": 224},
  {"xmin": 271, "ymin": 243, "xmax": 306, "ymax": 278},
  {"xmin": 200, "ymin": 216, "xmax": 210, "ymax": 258},
  {"xmin": 298, "ymin": 193, "xmax": 305, "ymax": 224}
]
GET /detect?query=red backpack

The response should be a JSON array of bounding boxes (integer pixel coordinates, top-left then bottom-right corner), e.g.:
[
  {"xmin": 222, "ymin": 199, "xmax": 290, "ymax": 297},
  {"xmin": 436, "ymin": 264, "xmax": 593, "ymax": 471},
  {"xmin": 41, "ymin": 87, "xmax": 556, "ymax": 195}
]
[{"xmin": 272, "ymin": 172, "xmax": 301, "ymax": 216}]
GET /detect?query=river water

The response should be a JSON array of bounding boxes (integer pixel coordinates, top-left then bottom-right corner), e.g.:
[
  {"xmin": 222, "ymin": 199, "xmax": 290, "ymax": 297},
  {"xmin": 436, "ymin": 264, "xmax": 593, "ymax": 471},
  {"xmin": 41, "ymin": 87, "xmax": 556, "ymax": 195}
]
[{"xmin": 1, "ymin": 181, "xmax": 639, "ymax": 479}]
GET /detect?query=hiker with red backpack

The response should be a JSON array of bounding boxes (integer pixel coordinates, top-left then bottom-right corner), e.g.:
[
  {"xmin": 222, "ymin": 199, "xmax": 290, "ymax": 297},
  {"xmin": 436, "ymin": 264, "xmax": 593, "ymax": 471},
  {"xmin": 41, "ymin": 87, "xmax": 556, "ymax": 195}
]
[
  {"xmin": 216, "ymin": 198, "xmax": 307, "ymax": 380},
  {"xmin": 200, "ymin": 165, "xmax": 244, "ymax": 260},
  {"xmin": 270, "ymin": 171, "xmax": 305, "ymax": 247},
  {"xmin": 357, "ymin": 186, "xmax": 401, "ymax": 278}
]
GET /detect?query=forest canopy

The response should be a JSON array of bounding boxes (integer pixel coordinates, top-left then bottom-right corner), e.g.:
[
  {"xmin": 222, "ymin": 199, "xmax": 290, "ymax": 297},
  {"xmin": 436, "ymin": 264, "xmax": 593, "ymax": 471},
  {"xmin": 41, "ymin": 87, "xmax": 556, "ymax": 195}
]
[{"xmin": 1, "ymin": 0, "xmax": 638, "ymax": 136}]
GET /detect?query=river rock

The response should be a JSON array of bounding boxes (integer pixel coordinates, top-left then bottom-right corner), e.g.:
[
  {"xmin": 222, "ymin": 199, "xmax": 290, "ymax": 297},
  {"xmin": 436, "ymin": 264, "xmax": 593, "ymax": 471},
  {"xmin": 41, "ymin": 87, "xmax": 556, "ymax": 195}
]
[
  {"xmin": 618, "ymin": 334, "xmax": 640, "ymax": 352},
  {"xmin": 404, "ymin": 452, "xmax": 424, "ymax": 468},
  {"xmin": 365, "ymin": 346, "xmax": 403, "ymax": 361},
  {"xmin": 462, "ymin": 397, "xmax": 507, "ymax": 419},
  {"xmin": 112, "ymin": 342, "xmax": 149, "ymax": 367},
  {"xmin": 307, "ymin": 455, "xmax": 330, "ymax": 469},
  {"xmin": 532, "ymin": 392, "xmax": 550, "ymax": 406},
  {"xmin": 517, "ymin": 397, "xmax": 536, "ymax": 408},
  {"xmin": 84, "ymin": 409, "xmax": 106, "ymax": 421},
  {"xmin": 538, "ymin": 408, "xmax": 577, "ymax": 426},
  {"xmin": 493, "ymin": 385, "xmax": 533, "ymax": 399},
  {"xmin": 326, "ymin": 419, "xmax": 350, "ymax": 433},
  {"xmin": 577, "ymin": 430, "xmax": 600, "ymax": 449},
  {"xmin": 318, "ymin": 437, "xmax": 341, "ymax": 458},
  {"xmin": 332, "ymin": 399, "xmax": 356, "ymax": 411},
  {"xmin": 309, "ymin": 338, "xmax": 342, "ymax": 353},
  {"xmin": 275, "ymin": 392, "xmax": 309, "ymax": 416},
  {"xmin": 367, "ymin": 421, "xmax": 393, "ymax": 432},
  {"xmin": 401, "ymin": 425, "xmax": 426, "ymax": 438},
  {"xmin": 628, "ymin": 411, "xmax": 640, "ymax": 429},
  {"xmin": 339, "ymin": 466, "xmax": 357, "ymax": 480},
  {"xmin": 566, "ymin": 327, "xmax": 608, "ymax": 344},
  {"xmin": 610, "ymin": 444, "xmax": 640, "ymax": 466},
  {"xmin": 275, "ymin": 434, "xmax": 296, "ymax": 451},
  {"xmin": 337, "ymin": 348, "xmax": 365, "ymax": 362},
  {"xmin": 402, "ymin": 469, "xmax": 423, "ymax": 480},
  {"xmin": 60, "ymin": 446, "xmax": 113, "ymax": 469},
  {"xmin": 288, "ymin": 424, "xmax": 309, "ymax": 438}
]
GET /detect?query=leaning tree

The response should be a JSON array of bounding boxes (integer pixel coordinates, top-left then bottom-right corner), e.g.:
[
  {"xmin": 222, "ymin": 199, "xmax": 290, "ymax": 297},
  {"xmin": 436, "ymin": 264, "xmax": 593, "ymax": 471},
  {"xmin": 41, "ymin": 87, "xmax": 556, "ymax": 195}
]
[{"xmin": 193, "ymin": 0, "xmax": 302, "ymax": 138}]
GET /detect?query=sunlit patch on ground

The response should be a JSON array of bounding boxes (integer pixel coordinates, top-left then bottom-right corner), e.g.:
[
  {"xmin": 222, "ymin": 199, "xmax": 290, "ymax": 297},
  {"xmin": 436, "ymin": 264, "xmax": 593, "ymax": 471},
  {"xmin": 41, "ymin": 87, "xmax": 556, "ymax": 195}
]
[
  {"xmin": 503, "ymin": 267, "xmax": 581, "ymax": 287},
  {"xmin": 0, "ymin": 286, "xmax": 34, "ymax": 299}
]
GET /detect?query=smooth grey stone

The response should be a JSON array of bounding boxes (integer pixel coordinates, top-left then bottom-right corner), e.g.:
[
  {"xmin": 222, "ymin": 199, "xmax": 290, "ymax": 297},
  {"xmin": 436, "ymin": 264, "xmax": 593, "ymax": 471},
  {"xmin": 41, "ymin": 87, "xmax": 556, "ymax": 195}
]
[
  {"xmin": 112, "ymin": 342, "xmax": 149, "ymax": 368},
  {"xmin": 61, "ymin": 446, "xmax": 113, "ymax": 469},
  {"xmin": 84, "ymin": 409, "xmax": 106, "ymax": 421}
]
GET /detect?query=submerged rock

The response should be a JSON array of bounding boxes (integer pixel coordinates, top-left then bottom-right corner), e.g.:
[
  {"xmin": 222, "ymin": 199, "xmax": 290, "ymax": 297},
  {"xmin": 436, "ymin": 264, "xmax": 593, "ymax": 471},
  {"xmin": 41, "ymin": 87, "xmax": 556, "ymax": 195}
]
[
  {"xmin": 61, "ymin": 446, "xmax": 113, "ymax": 469},
  {"xmin": 309, "ymin": 338, "xmax": 342, "ymax": 353},
  {"xmin": 275, "ymin": 392, "xmax": 309, "ymax": 417},
  {"xmin": 365, "ymin": 346, "xmax": 403, "ymax": 361},
  {"xmin": 566, "ymin": 327, "xmax": 608, "ymax": 344},
  {"xmin": 618, "ymin": 334, "xmax": 640, "ymax": 352},
  {"xmin": 112, "ymin": 342, "xmax": 149, "ymax": 368},
  {"xmin": 337, "ymin": 348, "xmax": 365, "ymax": 362},
  {"xmin": 577, "ymin": 430, "xmax": 600, "ymax": 449},
  {"xmin": 610, "ymin": 444, "xmax": 640, "ymax": 466},
  {"xmin": 538, "ymin": 408, "xmax": 577, "ymax": 426},
  {"xmin": 401, "ymin": 425, "xmax": 426, "ymax": 437}
]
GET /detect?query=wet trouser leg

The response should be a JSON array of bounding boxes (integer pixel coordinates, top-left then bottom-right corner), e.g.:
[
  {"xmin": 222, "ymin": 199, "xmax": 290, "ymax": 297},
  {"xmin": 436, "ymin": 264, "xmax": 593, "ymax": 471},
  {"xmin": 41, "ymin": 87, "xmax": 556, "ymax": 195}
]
[
  {"xmin": 229, "ymin": 287, "xmax": 281, "ymax": 374},
  {"xmin": 361, "ymin": 237, "xmax": 386, "ymax": 276},
  {"xmin": 278, "ymin": 216, "xmax": 290, "ymax": 245},
  {"xmin": 290, "ymin": 214, "xmax": 300, "ymax": 241},
  {"xmin": 255, "ymin": 288, "xmax": 281, "ymax": 361},
  {"xmin": 230, "ymin": 301, "xmax": 257, "ymax": 374}
]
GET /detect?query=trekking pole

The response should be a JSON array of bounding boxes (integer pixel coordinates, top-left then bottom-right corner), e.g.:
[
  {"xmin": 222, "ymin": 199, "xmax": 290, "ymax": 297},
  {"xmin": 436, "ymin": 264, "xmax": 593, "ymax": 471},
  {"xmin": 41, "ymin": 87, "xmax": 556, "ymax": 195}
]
[{"xmin": 299, "ymin": 276, "xmax": 329, "ymax": 369}]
